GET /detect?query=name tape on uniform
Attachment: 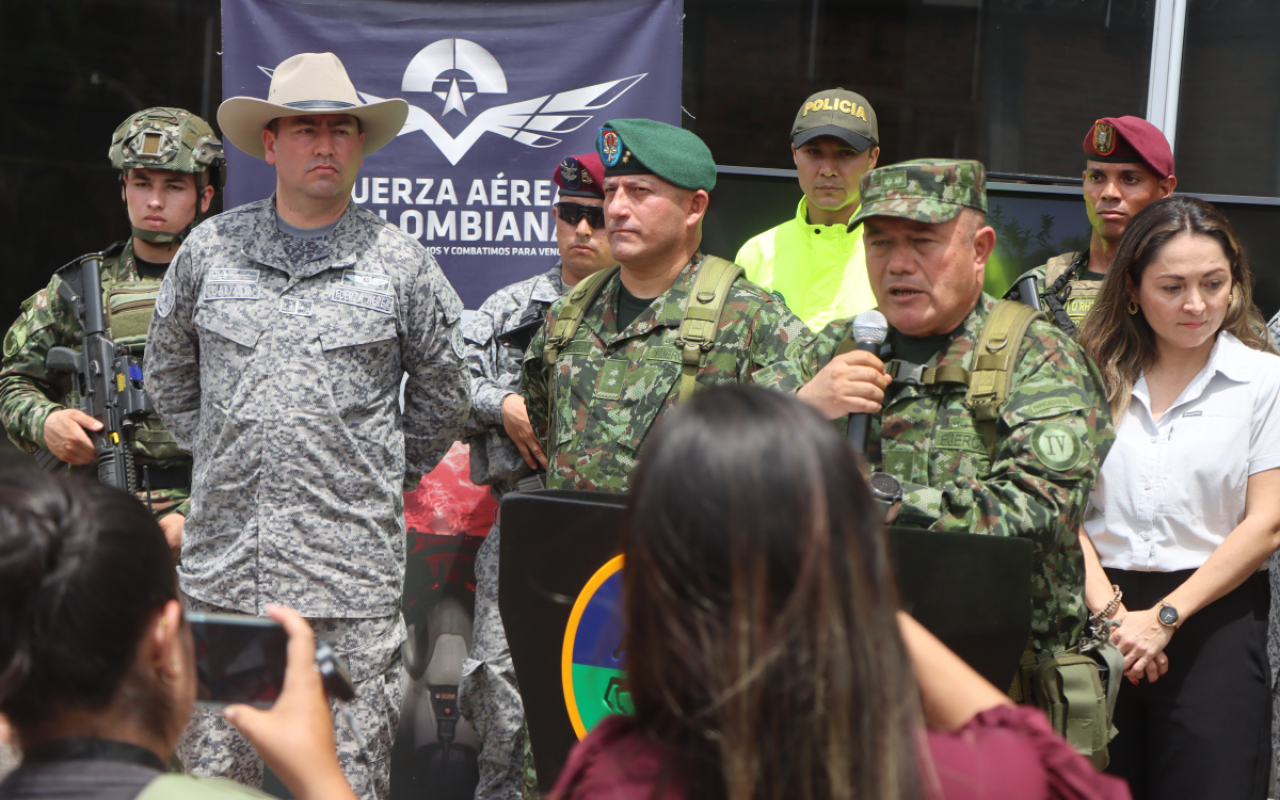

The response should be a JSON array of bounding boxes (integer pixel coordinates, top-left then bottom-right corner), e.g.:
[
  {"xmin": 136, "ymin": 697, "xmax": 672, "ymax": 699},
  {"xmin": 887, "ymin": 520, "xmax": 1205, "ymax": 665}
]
[
  {"xmin": 330, "ymin": 287, "xmax": 394, "ymax": 315},
  {"xmin": 203, "ymin": 282, "xmax": 259, "ymax": 301}
]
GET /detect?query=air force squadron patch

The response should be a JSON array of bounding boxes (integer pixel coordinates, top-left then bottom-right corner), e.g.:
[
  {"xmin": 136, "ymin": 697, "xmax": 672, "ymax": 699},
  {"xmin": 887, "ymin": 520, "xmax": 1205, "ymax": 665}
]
[
  {"xmin": 156, "ymin": 278, "xmax": 175, "ymax": 318},
  {"xmin": 341, "ymin": 270, "xmax": 393, "ymax": 296}
]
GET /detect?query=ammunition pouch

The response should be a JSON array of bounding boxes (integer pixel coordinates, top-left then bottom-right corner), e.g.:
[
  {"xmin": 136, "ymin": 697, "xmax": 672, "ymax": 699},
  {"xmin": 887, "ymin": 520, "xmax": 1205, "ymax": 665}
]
[{"xmin": 1010, "ymin": 639, "xmax": 1119, "ymax": 769}]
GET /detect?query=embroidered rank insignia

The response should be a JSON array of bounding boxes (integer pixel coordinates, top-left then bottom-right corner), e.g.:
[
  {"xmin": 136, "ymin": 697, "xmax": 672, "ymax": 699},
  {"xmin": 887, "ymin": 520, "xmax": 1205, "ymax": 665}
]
[
  {"xmin": 598, "ymin": 128, "xmax": 622, "ymax": 167},
  {"xmin": 1093, "ymin": 120, "xmax": 1116, "ymax": 156}
]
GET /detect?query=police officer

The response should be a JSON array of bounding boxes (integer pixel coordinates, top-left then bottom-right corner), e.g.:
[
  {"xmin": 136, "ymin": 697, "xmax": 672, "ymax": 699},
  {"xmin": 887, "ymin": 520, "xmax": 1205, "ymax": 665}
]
[
  {"xmin": 144, "ymin": 53, "xmax": 468, "ymax": 799},
  {"xmin": 1005, "ymin": 117, "xmax": 1176, "ymax": 335},
  {"xmin": 521, "ymin": 118, "xmax": 811, "ymax": 493},
  {"xmin": 458, "ymin": 151, "xmax": 614, "ymax": 800},
  {"xmin": 0, "ymin": 107, "xmax": 223, "ymax": 554},
  {"xmin": 736, "ymin": 88, "xmax": 880, "ymax": 329},
  {"xmin": 799, "ymin": 160, "xmax": 1115, "ymax": 758}
]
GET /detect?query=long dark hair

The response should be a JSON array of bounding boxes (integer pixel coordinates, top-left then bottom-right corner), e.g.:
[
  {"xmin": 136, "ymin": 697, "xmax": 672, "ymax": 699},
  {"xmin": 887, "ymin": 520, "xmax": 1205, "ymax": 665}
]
[
  {"xmin": 1079, "ymin": 195, "xmax": 1276, "ymax": 416},
  {"xmin": 621, "ymin": 386, "xmax": 924, "ymax": 800},
  {"xmin": 0, "ymin": 474, "xmax": 178, "ymax": 736}
]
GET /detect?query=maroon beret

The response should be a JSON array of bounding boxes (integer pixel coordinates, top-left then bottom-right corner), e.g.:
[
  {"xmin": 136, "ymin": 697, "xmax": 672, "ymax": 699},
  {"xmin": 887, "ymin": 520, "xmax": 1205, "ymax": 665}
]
[
  {"xmin": 553, "ymin": 152, "xmax": 605, "ymax": 199},
  {"xmin": 1083, "ymin": 116, "xmax": 1174, "ymax": 179}
]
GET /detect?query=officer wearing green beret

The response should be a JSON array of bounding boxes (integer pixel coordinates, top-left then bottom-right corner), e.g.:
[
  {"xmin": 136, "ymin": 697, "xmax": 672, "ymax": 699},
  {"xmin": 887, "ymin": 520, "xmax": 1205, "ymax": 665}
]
[
  {"xmin": 798, "ymin": 159, "xmax": 1119, "ymax": 765},
  {"xmin": 0, "ymin": 107, "xmax": 223, "ymax": 555},
  {"xmin": 520, "ymin": 118, "xmax": 812, "ymax": 492}
]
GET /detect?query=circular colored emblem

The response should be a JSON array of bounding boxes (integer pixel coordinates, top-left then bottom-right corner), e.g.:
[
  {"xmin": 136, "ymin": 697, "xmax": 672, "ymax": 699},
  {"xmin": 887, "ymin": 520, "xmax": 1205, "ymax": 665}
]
[
  {"xmin": 1030, "ymin": 421, "xmax": 1083, "ymax": 472},
  {"xmin": 562, "ymin": 555, "xmax": 631, "ymax": 739},
  {"xmin": 598, "ymin": 128, "xmax": 622, "ymax": 167}
]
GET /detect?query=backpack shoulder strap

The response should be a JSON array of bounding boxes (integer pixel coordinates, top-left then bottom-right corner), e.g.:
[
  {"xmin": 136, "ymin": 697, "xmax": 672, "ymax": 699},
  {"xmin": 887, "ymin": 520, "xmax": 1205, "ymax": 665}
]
[
  {"xmin": 675, "ymin": 255, "xmax": 742, "ymax": 404},
  {"xmin": 542, "ymin": 264, "xmax": 620, "ymax": 365},
  {"xmin": 965, "ymin": 299, "xmax": 1047, "ymax": 459}
]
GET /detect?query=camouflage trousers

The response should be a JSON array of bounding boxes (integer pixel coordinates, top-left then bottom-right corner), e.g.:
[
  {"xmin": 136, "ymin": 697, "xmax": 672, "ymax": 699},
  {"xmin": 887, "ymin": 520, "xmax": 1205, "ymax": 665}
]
[
  {"xmin": 177, "ymin": 595, "xmax": 407, "ymax": 800},
  {"xmin": 459, "ymin": 521, "xmax": 533, "ymax": 800}
]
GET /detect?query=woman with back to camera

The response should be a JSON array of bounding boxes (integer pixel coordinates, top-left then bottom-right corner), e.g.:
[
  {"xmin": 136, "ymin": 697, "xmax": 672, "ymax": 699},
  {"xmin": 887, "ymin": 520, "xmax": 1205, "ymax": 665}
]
[
  {"xmin": 551, "ymin": 385, "xmax": 1128, "ymax": 800},
  {"xmin": 0, "ymin": 472, "xmax": 356, "ymax": 800},
  {"xmin": 1077, "ymin": 195, "xmax": 1280, "ymax": 799}
]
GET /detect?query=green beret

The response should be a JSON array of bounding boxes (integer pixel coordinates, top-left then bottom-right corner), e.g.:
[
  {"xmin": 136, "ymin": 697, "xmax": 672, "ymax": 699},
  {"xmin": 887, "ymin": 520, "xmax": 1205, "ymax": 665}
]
[
  {"xmin": 848, "ymin": 158, "xmax": 986, "ymax": 230},
  {"xmin": 596, "ymin": 118, "xmax": 717, "ymax": 191}
]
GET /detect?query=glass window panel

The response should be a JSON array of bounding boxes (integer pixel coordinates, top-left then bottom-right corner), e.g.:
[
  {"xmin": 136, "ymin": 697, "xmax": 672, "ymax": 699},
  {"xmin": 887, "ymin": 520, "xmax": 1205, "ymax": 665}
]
[{"xmin": 1175, "ymin": 0, "xmax": 1280, "ymax": 197}]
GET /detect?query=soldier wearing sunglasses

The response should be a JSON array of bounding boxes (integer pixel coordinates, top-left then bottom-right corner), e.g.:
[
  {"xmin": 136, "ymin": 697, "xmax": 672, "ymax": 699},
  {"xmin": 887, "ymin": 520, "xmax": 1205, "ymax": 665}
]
[{"xmin": 458, "ymin": 151, "xmax": 614, "ymax": 800}]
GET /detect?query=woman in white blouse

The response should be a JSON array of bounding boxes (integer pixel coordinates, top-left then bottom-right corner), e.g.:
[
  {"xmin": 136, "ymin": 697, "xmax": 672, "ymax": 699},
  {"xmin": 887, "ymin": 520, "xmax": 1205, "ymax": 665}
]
[{"xmin": 1078, "ymin": 195, "xmax": 1280, "ymax": 800}]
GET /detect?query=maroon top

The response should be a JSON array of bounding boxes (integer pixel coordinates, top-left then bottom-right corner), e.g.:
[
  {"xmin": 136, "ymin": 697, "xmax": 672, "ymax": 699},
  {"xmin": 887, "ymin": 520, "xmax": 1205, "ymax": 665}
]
[{"xmin": 551, "ymin": 706, "xmax": 1131, "ymax": 800}]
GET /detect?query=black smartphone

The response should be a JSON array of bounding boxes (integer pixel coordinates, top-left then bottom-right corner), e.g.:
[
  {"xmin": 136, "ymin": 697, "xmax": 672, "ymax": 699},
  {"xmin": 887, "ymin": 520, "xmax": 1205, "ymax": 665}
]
[{"xmin": 188, "ymin": 612, "xmax": 288, "ymax": 708}]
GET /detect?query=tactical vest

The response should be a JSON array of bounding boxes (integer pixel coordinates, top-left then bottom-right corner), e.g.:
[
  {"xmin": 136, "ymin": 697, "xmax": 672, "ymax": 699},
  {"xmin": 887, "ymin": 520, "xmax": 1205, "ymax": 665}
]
[
  {"xmin": 542, "ymin": 256, "xmax": 743, "ymax": 445},
  {"xmin": 1042, "ymin": 251, "xmax": 1101, "ymax": 337},
  {"xmin": 836, "ymin": 299, "xmax": 1046, "ymax": 460},
  {"xmin": 68, "ymin": 245, "xmax": 187, "ymax": 464}
]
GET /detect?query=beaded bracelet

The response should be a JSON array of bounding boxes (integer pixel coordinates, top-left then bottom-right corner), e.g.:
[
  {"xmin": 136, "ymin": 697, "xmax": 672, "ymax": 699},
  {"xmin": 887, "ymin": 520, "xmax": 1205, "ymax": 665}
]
[{"xmin": 1089, "ymin": 585, "xmax": 1123, "ymax": 623}]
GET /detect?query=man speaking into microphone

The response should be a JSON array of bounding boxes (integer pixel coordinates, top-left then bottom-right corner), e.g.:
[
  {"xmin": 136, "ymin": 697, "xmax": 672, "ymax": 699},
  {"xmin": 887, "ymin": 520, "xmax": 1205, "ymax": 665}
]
[{"xmin": 797, "ymin": 159, "xmax": 1115, "ymax": 663}]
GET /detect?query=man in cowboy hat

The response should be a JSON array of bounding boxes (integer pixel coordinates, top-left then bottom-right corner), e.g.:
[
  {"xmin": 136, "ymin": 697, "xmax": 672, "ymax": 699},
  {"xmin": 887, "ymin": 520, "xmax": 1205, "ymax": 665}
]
[{"xmin": 145, "ymin": 52, "xmax": 469, "ymax": 799}]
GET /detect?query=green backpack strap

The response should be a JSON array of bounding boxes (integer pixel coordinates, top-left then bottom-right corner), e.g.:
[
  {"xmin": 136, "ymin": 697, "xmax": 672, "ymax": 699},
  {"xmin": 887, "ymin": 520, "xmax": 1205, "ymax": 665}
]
[
  {"xmin": 965, "ymin": 299, "xmax": 1047, "ymax": 459},
  {"xmin": 675, "ymin": 255, "xmax": 742, "ymax": 403},
  {"xmin": 542, "ymin": 264, "xmax": 621, "ymax": 366}
]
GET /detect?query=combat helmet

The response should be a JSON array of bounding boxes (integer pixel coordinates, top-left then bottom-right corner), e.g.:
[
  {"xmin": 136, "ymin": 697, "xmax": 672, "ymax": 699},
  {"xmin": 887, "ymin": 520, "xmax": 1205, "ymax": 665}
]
[{"xmin": 110, "ymin": 107, "xmax": 226, "ymax": 245}]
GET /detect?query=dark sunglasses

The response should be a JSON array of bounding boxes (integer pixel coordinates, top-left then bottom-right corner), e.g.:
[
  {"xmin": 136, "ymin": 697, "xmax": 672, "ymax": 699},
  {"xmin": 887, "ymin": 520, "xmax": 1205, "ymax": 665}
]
[{"xmin": 554, "ymin": 201, "xmax": 606, "ymax": 229}]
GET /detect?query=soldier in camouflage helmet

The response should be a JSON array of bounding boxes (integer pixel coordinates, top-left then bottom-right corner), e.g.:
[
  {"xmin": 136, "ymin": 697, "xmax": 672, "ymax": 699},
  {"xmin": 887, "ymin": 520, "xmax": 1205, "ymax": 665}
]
[
  {"xmin": 799, "ymin": 158, "xmax": 1116, "ymax": 657},
  {"xmin": 521, "ymin": 119, "xmax": 812, "ymax": 494},
  {"xmin": 0, "ymin": 106, "xmax": 224, "ymax": 554}
]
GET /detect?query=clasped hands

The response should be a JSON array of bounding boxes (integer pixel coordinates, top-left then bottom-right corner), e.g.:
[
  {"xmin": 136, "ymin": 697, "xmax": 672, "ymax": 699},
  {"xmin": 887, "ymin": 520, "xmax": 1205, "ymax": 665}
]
[{"xmin": 1106, "ymin": 604, "xmax": 1173, "ymax": 684}]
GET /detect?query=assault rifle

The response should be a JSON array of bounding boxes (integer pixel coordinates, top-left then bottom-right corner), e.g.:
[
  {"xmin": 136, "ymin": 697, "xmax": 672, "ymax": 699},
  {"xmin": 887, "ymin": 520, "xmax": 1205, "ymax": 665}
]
[{"xmin": 34, "ymin": 256, "xmax": 152, "ymax": 493}]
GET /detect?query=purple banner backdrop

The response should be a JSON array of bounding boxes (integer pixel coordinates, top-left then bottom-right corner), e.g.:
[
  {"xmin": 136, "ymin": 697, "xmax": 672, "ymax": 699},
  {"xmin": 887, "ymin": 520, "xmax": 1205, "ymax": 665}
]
[{"xmin": 221, "ymin": 0, "xmax": 683, "ymax": 309}]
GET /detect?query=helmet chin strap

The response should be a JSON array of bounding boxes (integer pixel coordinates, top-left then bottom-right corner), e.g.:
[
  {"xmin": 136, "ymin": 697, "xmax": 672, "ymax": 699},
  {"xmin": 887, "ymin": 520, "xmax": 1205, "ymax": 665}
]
[{"xmin": 125, "ymin": 171, "xmax": 208, "ymax": 248}]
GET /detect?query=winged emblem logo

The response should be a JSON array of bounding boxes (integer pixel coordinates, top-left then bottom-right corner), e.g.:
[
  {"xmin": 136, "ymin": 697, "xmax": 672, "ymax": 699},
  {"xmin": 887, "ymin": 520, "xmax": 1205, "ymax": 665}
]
[{"xmin": 354, "ymin": 38, "xmax": 646, "ymax": 166}]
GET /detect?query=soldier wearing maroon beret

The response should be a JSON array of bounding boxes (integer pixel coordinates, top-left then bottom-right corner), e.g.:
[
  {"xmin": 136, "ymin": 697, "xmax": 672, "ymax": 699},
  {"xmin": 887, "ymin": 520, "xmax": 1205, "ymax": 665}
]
[
  {"xmin": 458, "ymin": 151, "xmax": 615, "ymax": 800},
  {"xmin": 1005, "ymin": 116, "xmax": 1177, "ymax": 336}
]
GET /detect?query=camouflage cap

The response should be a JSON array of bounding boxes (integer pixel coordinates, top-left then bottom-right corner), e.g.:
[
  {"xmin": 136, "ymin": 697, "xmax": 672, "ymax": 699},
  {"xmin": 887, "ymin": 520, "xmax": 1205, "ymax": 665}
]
[
  {"xmin": 110, "ymin": 107, "xmax": 226, "ymax": 190},
  {"xmin": 848, "ymin": 158, "xmax": 986, "ymax": 230}
]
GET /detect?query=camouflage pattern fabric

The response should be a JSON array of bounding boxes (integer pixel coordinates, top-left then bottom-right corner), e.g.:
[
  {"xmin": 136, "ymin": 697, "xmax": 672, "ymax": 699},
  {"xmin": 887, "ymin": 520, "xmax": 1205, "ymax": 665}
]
[
  {"xmin": 178, "ymin": 596, "xmax": 406, "ymax": 800},
  {"xmin": 521, "ymin": 253, "xmax": 812, "ymax": 492},
  {"xmin": 0, "ymin": 239, "xmax": 192, "ymax": 516},
  {"xmin": 144, "ymin": 195, "xmax": 469, "ymax": 618},
  {"xmin": 804, "ymin": 294, "xmax": 1115, "ymax": 654},
  {"xmin": 110, "ymin": 107, "xmax": 225, "ymax": 186},
  {"xmin": 459, "ymin": 265, "xmax": 568, "ymax": 800},
  {"xmin": 1004, "ymin": 252, "xmax": 1100, "ymax": 335},
  {"xmin": 463, "ymin": 264, "xmax": 566, "ymax": 493},
  {"xmin": 459, "ymin": 523, "xmax": 531, "ymax": 800},
  {"xmin": 849, "ymin": 158, "xmax": 987, "ymax": 229}
]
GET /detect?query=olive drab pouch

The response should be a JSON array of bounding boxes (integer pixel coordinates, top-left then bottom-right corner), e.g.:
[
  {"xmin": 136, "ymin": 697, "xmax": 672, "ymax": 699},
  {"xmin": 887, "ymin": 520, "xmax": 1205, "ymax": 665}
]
[
  {"xmin": 103, "ymin": 278, "xmax": 187, "ymax": 462},
  {"xmin": 1021, "ymin": 648, "xmax": 1112, "ymax": 769}
]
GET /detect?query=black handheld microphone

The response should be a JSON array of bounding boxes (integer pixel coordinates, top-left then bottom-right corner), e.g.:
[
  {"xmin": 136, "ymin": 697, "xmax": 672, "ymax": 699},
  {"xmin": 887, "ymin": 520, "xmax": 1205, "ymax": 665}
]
[{"xmin": 846, "ymin": 310, "xmax": 889, "ymax": 453}]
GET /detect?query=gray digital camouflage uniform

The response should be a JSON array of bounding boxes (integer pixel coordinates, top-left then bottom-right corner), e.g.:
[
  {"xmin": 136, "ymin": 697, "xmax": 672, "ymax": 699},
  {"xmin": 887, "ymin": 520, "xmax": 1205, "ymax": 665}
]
[
  {"xmin": 145, "ymin": 195, "xmax": 469, "ymax": 798},
  {"xmin": 459, "ymin": 263, "xmax": 566, "ymax": 800}
]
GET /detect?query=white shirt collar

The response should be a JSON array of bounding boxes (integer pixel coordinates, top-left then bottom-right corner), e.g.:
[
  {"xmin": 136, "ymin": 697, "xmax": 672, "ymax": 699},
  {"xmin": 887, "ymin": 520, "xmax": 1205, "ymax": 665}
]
[{"xmin": 1132, "ymin": 331, "xmax": 1250, "ymax": 418}]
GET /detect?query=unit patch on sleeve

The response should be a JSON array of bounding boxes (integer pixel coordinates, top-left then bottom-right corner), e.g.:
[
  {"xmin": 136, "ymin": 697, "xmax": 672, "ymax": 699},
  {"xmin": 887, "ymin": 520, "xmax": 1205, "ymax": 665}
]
[
  {"xmin": 156, "ymin": 278, "xmax": 176, "ymax": 318},
  {"xmin": 1030, "ymin": 421, "xmax": 1084, "ymax": 472}
]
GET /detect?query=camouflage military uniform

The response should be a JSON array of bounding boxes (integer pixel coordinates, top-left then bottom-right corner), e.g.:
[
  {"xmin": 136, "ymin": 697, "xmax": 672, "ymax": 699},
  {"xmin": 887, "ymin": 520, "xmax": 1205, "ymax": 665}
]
[
  {"xmin": 522, "ymin": 253, "xmax": 812, "ymax": 493},
  {"xmin": 459, "ymin": 264, "xmax": 566, "ymax": 800},
  {"xmin": 805, "ymin": 295, "xmax": 1115, "ymax": 653},
  {"xmin": 0, "ymin": 240, "xmax": 191, "ymax": 517},
  {"xmin": 145, "ymin": 195, "xmax": 468, "ymax": 798}
]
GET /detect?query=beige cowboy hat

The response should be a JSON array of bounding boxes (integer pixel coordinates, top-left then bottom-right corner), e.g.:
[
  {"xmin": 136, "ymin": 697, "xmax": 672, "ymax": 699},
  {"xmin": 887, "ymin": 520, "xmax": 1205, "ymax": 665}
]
[{"xmin": 217, "ymin": 52, "xmax": 408, "ymax": 160}]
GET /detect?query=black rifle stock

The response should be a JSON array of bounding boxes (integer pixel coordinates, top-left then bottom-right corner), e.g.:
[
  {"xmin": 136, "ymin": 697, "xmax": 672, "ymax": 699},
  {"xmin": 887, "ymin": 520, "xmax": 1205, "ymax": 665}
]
[{"xmin": 38, "ymin": 256, "xmax": 152, "ymax": 492}]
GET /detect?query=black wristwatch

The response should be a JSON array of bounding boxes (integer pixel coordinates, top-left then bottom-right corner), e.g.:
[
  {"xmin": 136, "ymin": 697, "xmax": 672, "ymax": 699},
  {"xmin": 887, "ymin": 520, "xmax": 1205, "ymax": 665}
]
[
  {"xmin": 868, "ymin": 472, "xmax": 903, "ymax": 523},
  {"xmin": 1157, "ymin": 601, "xmax": 1179, "ymax": 628}
]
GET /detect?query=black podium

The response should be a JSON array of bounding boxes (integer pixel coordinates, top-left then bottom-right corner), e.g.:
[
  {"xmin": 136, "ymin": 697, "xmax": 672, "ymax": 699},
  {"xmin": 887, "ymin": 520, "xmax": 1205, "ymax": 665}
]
[{"xmin": 499, "ymin": 489, "xmax": 1032, "ymax": 793}]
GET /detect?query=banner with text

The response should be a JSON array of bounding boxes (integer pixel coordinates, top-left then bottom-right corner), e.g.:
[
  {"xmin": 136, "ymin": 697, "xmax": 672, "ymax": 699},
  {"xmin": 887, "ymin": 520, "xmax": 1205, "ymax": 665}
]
[{"xmin": 222, "ymin": 0, "xmax": 683, "ymax": 308}]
